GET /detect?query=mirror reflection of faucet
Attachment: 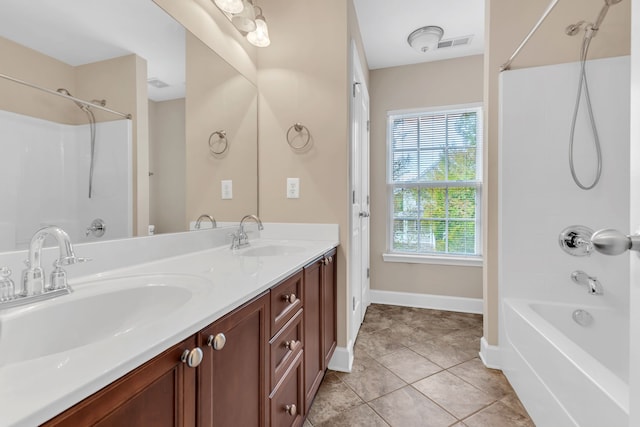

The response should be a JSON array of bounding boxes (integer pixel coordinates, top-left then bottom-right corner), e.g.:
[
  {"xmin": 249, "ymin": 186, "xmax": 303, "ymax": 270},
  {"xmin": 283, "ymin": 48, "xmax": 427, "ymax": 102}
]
[
  {"xmin": 571, "ymin": 270, "xmax": 603, "ymax": 295},
  {"xmin": 195, "ymin": 214, "xmax": 217, "ymax": 230}
]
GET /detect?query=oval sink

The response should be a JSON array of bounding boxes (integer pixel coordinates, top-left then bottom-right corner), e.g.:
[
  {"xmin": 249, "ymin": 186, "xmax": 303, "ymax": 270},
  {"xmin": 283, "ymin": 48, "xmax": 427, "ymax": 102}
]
[
  {"xmin": 240, "ymin": 245, "xmax": 304, "ymax": 257},
  {"xmin": 0, "ymin": 274, "xmax": 211, "ymax": 367}
]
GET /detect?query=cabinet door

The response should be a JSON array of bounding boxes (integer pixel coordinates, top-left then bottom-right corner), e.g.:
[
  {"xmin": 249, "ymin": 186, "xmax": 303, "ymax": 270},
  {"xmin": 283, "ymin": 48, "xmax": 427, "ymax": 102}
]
[
  {"xmin": 43, "ymin": 336, "xmax": 198, "ymax": 427},
  {"xmin": 322, "ymin": 249, "xmax": 337, "ymax": 368},
  {"xmin": 198, "ymin": 291, "xmax": 270, "ymax": 427},
  {"xmin": 303, "ymin": 258, "xmax": 324, "ymax": 413}
]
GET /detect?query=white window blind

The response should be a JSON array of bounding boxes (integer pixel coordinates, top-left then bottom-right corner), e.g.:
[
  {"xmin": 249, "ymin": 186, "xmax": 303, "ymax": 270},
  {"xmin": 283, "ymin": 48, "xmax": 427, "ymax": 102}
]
[{"xmin": 387, "ymin": 105, "xmax": 482, "ymax": 257}]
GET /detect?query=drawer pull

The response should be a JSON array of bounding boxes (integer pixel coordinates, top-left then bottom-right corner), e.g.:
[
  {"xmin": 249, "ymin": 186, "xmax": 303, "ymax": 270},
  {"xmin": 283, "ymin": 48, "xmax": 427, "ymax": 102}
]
[
  {"xmin": 181, "ymin": 347, "xmax": 203, "ymax": 368},
  {"xmin": 207, "ymin": 333, "xmax": 227, "ymax": 351},
  {"xmin": 284, "ymin": 340, "xmax": 300, "ymax": 352},
  {"xmin": 285, "ymin": 404, "xmax": 297, "ymax": 417},
  {"xmin": 282, "ymin": 293, "xmax": 297, "ymax": 304}
]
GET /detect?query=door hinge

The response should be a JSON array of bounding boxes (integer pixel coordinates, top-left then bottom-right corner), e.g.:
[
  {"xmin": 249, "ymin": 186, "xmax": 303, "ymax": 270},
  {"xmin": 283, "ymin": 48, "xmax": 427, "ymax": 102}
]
[
  {"xmin": 353, "ymin": 190, "xmax": 356, "ymax": 204},
  {"xmin": 366, "ymin": 268, "xmax": 370, "ymax": 279},
  {"xmin": 367, "ymin": 120, "xmax": 370, "ymax": 132},
  {"xmin": 352, "ymin": 296, "xmax": 356, "ymax": 311},
  {"xmin": 366, "ymin": 195, "xmax": 370, "ymax": 205}
]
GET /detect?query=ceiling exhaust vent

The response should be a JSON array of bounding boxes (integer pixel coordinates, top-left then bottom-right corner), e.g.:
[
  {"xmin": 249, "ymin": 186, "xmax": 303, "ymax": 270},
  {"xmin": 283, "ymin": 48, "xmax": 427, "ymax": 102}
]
[
  {"xmin": 437, "ymin": 36, "xmax": 473, "ymax": 49},
  {"xmin": 147, "ymin": 77, "xmax": 169, "ymax": 88}
]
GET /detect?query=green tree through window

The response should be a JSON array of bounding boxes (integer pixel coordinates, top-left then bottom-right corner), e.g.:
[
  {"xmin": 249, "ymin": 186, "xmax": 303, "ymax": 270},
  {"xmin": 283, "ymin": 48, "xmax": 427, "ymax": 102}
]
[{"xmin": 388, "ymin": 107, "xmax": 482, "ymax": 257}]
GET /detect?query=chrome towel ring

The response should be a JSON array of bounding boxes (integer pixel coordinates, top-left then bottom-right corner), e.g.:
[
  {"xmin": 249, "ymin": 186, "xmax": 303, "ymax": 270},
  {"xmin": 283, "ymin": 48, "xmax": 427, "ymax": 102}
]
[
  {"xmin": 286, "ymin": 123, "xmax": 311, "ymax": 149},
  {"xmin": 208, "ymin": 130, "xmax": 228, "ymax": 155}
]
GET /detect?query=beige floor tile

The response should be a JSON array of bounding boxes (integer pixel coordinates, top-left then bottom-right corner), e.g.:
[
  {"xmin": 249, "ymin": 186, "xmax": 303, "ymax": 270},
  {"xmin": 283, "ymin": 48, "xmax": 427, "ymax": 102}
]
[
  {"xmin": 369, "ymin": 386, "xmax": 458, "ymax": 427},
  {"xmin": 413, "ymin": 371, "xmax": 495, "ymax": 419},
  {"xmin": 448, "ymin": 358, "xmax": 514, "ymax": 399},
  {"xmin": 339, "ymin": 360, "xmax": 405, "ymax": 402},
  {"xmin": 387, "ymin": 322, "xmax": 439, "ymax": 347},
  {"xmin": 306, "ymin": 374, "xmax": 364, "ymax": 425},
  {"xmin": 303, "ymin": 418, "xmax": 313, "ymax": 427},
  {"xmin": 463, "ymin": 401, "xmax": 535, "ymax": 427},
  {"xmin": 315, "ymin": 403, "xmax": 390, "ymax": 427},
  {"xmin": 377, "ymin": 347, "xmax": 442, "ymax": 383},
  {"xmin": 360, "ymin": 309, "xmax": 396, "ymax": 333},
  {"xmin": 353, "ymin": 328, "xmax": 406, "ymax": 359},
  {"xmin": 410, "ymin": 337, "xmax": 478, "ymax": 368},
  {"xmin": 499, "ymin": 391, "xmax": 531, "ymax": 419}
]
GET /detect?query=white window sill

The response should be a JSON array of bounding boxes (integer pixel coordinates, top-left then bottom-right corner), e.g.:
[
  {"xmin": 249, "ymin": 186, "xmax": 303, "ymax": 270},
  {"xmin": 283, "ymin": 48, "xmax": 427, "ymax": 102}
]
[{"xmin": 382, "ymin": 253, "xmax": 483, "ymax": 267}]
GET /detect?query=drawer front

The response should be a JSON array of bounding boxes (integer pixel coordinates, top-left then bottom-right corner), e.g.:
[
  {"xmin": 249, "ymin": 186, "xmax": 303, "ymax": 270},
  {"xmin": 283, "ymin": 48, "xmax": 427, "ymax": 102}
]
[
  {"xmin": 270, "ymin": 270, "xmax": 303, "ymax": 336},
  {"xmin": 270, "ymin": 309, "xmax": 303, "ymax": 391},
  {"xmin": 269, "ymin": 350, "xmax": 304, "ymax": 427}
]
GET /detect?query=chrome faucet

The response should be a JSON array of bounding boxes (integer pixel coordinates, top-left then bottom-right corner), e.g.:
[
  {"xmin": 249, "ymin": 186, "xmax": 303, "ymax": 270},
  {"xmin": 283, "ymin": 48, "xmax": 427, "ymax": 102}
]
[
  {"xmin": 6, "ymin": 226, "xmax": 89, "ymax": 307},
  {"xmin": 570, "ymin": 270, "xmax": 603, "ymax": 295},
  {"xmin": 195, "ymin": 214, "xmax": 217, "ymax": 230},
  {"xmin": 230, "ymin": 215, "xmax": 264, "ymax": 249}
]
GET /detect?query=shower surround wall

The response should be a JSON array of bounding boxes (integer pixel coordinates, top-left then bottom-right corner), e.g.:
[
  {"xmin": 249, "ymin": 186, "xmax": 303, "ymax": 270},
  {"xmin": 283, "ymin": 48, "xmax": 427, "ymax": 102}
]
[
  {"xmin": 0, "ymin": 110, "xmax": 132, "ymax": 250},
  {"xmin": 499, "ymin": 56, "xmax": 630, "ymax": 426}
]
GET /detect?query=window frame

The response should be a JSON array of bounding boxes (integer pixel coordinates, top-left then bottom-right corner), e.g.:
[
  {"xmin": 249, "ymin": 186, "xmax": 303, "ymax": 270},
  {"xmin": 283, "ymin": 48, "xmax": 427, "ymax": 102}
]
[{"xmin": 384, "ymin": 103, "xmax": 483, "ymax": 265}]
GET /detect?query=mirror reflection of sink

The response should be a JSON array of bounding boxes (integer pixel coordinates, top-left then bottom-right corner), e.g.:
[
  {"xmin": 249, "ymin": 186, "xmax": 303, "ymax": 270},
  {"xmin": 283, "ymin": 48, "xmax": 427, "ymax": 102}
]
[
  {"xmin": 240, "ymin": 245, "xmax": 305, "ymax": 257},
  {"xmin": 0, "ymin": 274, "xmax": 211, "ymax": 367}
]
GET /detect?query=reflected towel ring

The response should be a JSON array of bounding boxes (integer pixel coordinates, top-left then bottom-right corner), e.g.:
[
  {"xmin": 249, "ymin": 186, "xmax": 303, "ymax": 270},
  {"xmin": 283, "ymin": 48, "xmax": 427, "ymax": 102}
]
[
  {"xmin": 208, "ymin": 130, "xmax": 228, "ymax": 155},
  {"xmin": 286, "ymin": 123, "xmax": 311, "ymax": 149}
]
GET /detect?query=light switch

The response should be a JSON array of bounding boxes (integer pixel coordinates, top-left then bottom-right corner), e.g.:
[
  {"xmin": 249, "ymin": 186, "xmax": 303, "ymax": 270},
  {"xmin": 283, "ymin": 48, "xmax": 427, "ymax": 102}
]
[
  {"xmin": 221, "ymin": 180, "xmax": 233, "ymax": 199},
  {"xmin": 287, "ymin": 178, "xmax": 300, "ymax": 199}
]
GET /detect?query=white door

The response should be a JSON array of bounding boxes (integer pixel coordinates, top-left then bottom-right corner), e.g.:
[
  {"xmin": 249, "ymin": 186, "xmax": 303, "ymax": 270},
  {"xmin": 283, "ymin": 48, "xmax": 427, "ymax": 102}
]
[{"xmin": 350, "ymin": 42, "xmax": 370, "ymax": 344}]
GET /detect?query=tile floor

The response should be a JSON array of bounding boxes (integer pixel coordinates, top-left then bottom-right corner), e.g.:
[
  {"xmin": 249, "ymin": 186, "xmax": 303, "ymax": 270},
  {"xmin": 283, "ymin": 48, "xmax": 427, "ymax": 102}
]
[{"xmin": 304, "ymin": 304, "xmax": 535, "ymax": 427}]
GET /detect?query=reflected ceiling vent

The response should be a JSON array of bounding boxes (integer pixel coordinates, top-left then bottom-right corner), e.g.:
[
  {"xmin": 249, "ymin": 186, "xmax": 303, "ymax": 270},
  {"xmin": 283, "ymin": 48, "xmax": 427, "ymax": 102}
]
[
  {"xmin": 437, "ymin": 36, "xmax": 473, "ymax": 49},
  {"xmin": 147, "ymin": 77, "xmax": 169, "ymax": 88}
]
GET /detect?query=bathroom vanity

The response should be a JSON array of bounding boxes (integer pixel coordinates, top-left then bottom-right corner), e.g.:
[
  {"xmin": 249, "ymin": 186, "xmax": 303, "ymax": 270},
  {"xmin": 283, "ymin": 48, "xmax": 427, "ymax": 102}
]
[{"xmin": 0, "ymin": 224, "xmax": 339, "ymax": 427}]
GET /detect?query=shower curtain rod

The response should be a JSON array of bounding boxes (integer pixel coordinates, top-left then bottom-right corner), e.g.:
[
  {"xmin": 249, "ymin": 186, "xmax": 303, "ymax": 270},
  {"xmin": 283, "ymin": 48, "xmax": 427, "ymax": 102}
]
[
  {"xmin": 500, "ymin": 0, "xmax": 560, "ymax": 71},
  {"xmin": 0, "ymin": 72, "xmax": 132, "ymax": 119}
]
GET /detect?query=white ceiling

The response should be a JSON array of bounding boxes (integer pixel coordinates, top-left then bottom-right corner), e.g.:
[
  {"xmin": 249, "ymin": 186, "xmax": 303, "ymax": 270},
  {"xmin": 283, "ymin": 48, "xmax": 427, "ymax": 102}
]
[
  {"xmin": 353, "ymin": 0, "xmax": 485, "ymax": 70},
  {"xmin": 0, "ymin": 0, "xmax": 185, "ymax": 101}
]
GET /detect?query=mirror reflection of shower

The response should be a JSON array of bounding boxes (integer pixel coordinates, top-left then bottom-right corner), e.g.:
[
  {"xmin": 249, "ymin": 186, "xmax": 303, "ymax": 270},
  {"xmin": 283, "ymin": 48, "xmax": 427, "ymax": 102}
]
[
  {"xmin": 566, "ymin": 0, "xmax": 623, "ymax": 190},
  {"xmin": 56, "ymin": 88, "xmax": 107, "ymax": 198}
]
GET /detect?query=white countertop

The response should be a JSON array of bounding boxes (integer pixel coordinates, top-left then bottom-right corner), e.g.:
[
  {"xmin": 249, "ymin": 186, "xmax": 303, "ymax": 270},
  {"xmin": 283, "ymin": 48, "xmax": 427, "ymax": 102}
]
[{"xmin": 0, "ymin": 225, "xmax": 338, "ymax": 427}]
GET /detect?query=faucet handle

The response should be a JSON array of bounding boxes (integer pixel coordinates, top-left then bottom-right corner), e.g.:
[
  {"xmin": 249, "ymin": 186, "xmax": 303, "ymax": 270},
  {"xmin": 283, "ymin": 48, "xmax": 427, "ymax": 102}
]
[
  {"xmin": 54, "ymin": 256, "xmax": 91, "ymax": 267},
  {"xmin": 0, "ymin": 267, "xmax": 15, "ymax": 301}
]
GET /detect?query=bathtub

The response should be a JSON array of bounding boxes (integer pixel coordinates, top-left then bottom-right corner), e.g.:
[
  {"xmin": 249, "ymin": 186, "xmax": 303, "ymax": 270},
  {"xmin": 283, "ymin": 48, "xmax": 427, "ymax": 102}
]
[{"xmin": 501, "ymin": 298, "xmax": 628, "ymax": 427}]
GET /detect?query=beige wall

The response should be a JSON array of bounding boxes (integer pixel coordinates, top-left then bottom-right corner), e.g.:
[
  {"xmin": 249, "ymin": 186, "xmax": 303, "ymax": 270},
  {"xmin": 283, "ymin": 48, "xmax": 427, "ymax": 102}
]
[
  {"xmin": 185, "ymin": 32, "xmax": 258, "ymax": 224},
  {"xmin": 149, "ymin": 98, "xmax": 186, "ymax": 233},
  {"xmin": 484, "ymin": 0, "xmax": 630, "ymax": 344},
  {"xmin": 153, "ymin": 0, "xmax": 257, "ymax": 85},
  {"xmin": 258, "ymin": 0, "xmax": 351, "ymax": 347},
  {"xmin": 369, "ymin": 55, "xmax": 484, "ymax": 299}
]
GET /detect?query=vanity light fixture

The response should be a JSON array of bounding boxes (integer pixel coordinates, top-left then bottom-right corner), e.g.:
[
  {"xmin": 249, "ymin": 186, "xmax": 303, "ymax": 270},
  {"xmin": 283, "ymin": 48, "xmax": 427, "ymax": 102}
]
[
  {"xmin": 214, "ymin": 0, "xmax": 271, "ymax": 47},
  {"xmin": 213, "ymin": 0, "xmax": 244, "ymax": 14},
  {"xmin": 246, "ymin": 6, "xmax": 270, "ymax": 47}
]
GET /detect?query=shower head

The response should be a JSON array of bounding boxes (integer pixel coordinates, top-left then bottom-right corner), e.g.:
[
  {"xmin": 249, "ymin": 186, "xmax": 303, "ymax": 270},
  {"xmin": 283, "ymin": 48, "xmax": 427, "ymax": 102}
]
[
  {"xmin": 605, "ymin": 0, "xmax": 622, "ymax": 5},
  {"xmin": 56, "ymin": 88, "xmax": 87, "ymax": 110}
]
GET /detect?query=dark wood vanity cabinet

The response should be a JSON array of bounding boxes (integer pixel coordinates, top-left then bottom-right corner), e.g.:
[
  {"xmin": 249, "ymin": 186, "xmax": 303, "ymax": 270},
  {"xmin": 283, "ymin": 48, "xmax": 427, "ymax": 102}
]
[
  {"xmin": 197, "ymin": 291, "xmax": 270, "ymax": 427},
  {"xmin": 44, "ymin": 248, "xmax": 337, "ymax": 427},
  {"xmin": 303, "ymin": 248, "xmax": 337, "ymax": 413},
  {"xmin": 43, "ymin": 336, "xmax": 199, "ymax": 427}
]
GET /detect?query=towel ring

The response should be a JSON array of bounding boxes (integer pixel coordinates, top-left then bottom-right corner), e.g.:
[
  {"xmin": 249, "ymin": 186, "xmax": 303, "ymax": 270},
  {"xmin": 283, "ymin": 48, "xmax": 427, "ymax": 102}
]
[
  {"xmin": 208, "ymin": 130, "xmax": 228, "ymax": 155},
  {"xmin": 286, "ymin": 123, "xmax": 311, "ymax": 149}
]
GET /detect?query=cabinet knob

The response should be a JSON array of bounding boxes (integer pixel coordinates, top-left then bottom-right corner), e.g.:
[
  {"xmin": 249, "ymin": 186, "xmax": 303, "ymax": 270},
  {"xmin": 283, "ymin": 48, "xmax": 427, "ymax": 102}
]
[
  {"xmin": 284, "ymin": 340, "xmax": 300, "ymax": 352},
  {"xmin": 181, "ymin": 347, "xmax": 203, "ymax": 368},
  {"xmin": 282, "ymin": 293, "xmax": 297, "ymax": 304},
  {"xmin": 285, "ymin": 404, "xmax": 297, "ymax": 417},
  {"xmin": 207, "ymin": 333, "xmax": 227, "ymax": 350},
  {"xmin": 328, "ymin": 256, "xmax": 333, "ymax": 263},
  {"xmin": 322, "ymin": 258, "xmax": 328, "ymax": 266}
]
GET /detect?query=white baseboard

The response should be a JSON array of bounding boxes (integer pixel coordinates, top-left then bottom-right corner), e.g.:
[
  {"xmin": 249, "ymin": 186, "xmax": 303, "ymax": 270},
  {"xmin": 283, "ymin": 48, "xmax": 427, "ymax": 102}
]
[
  {"xmin": 369, "ymin": 289, "xmax": 483, "ymax": 314},
  {"xmin": 327, "ymin": 342, "xmax": 354, "ymax": 373},
  {"xmin": 479, "ymin": 337, "xmax": 502, "ymax": 369}
]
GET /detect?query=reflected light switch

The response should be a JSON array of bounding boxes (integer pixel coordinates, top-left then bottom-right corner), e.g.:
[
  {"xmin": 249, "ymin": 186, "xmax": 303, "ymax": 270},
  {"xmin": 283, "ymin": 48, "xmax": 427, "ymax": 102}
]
[
  {"xmin": 287, "ymin": 178, "xmax": 300, "ymax": 199},
  {"xmin": 221, "ymin": 180, "xmax": 232, "ymax": 199}
]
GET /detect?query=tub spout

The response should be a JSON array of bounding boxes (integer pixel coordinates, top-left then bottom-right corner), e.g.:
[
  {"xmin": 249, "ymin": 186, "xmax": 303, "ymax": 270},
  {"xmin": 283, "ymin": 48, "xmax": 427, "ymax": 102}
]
[{"xmin": 570, "ymin": 270, "xmax": 603, "ymax": 295}]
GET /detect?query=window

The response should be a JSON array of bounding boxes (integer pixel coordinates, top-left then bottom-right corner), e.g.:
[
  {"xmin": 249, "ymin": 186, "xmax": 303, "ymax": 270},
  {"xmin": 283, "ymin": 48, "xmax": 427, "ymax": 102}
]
[{"xmin": 386, "ymin": 104, "xmax": 482, "ymax": 262}]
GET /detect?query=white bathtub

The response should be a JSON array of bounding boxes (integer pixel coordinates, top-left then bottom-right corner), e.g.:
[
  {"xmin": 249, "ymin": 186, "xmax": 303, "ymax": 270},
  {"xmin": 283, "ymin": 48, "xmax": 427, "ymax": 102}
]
[{"xmin": 501, "ymin": 298, "xmax": 628, "ymax": 427}]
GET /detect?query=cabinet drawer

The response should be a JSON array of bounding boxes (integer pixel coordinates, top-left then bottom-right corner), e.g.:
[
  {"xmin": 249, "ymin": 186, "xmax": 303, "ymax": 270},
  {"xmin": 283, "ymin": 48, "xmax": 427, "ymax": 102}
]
[
  {"xmin": 270, "ymin": 308, "xmax": 303, "ymax": 391},
  {"xmin": 270, "ymin": 271, "xmax": 303, "ymax": 336},
  {"xmin": 269, "ymin": 350, "xmax": 304, "ymax": 427}
]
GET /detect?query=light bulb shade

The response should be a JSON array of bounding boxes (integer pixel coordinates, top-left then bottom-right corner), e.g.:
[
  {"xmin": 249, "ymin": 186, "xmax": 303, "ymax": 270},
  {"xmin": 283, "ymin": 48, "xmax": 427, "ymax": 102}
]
[
  {"xmin": 407, "ymin": 26, "xmax": 444, "ymax": 53},
  {"xmin": 213, "ymin": 0, "xmax": 244, "ymax": 14},
  {"xmin": 247, "ymin": 15, "xmax": 270, "ymax": 47},
  {"xmin": 231, "ymin": 0, "xmax": 257, "ymax": 32}
]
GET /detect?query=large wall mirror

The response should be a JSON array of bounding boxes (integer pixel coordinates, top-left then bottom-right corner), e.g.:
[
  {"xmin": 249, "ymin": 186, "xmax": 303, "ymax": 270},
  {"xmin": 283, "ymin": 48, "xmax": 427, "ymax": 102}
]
[{"xmin": 0, "ymin": 0, "xmax": 258, "ymax": 251}]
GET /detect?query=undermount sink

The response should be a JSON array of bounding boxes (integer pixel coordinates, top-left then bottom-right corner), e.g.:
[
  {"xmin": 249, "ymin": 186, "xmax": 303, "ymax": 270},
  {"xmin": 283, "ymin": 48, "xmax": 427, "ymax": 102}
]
[
  {"xmin": 0, "ymin": 273, "xmax": 212, "ymax": 367},
  {"xmin": 240, "ymin": 244, "xmax": 305, "ymax": 257}
]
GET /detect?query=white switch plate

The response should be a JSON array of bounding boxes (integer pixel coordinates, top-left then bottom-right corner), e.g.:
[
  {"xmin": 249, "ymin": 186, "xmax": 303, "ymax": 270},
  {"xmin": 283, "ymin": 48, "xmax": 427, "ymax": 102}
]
[
  {"xmin": 221, "ymin": 180, "xmax": 233, "ymax": 199},
  {"xmin": 287, "ymin": 178, "xmax": 300, "ymax": 199}
]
